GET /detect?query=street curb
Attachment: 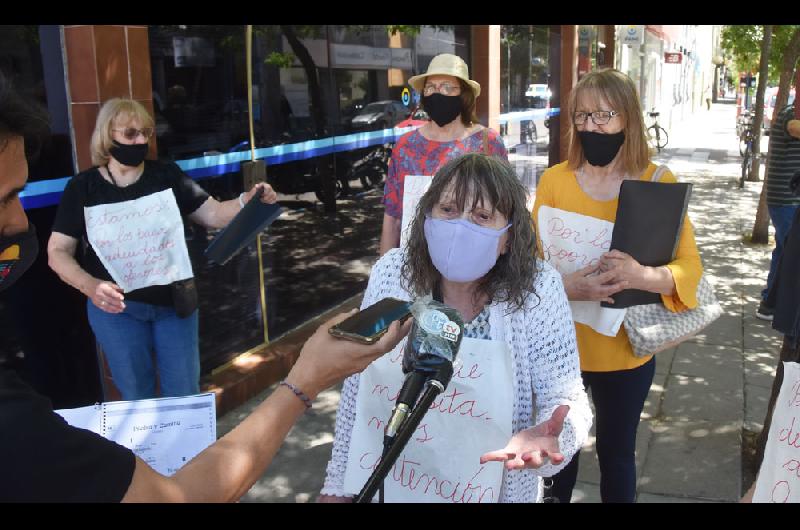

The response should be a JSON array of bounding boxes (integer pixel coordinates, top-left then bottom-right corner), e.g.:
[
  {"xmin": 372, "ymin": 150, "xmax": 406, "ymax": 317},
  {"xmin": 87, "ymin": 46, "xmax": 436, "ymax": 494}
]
[{"xmin": 202, "ymin": 292, "xmax": 364, "ymax": 416}]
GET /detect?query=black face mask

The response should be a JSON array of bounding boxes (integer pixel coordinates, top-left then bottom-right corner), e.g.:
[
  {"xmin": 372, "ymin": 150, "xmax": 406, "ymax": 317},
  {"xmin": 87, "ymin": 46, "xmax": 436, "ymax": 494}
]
[
  {"xmin": 0, "ymin": 223, "xmax": 38, "ymax": 293},
  {"xmin": 578, "ymin": 130, "xmax": 625, "ymax": 167},
  {"xmin": 110, "ymin": 141, "xmax": 148, "ymax": 167},
  {"xmin": 422, "ymin": 93, "xmax": 463, "ymax": 127}
]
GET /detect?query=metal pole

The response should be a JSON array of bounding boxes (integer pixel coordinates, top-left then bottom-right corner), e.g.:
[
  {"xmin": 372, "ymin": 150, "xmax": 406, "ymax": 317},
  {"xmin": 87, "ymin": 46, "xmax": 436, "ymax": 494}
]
[
  {"xmin": 247, "ymin": 24, "xmax": 269, "ymax": 344},
  {"xmin": 639, "ymin": 32, "xmax": 646, "ymax": 108},
  {"xmin": 246, "ymin": 25, "xmax": 256, "ymax": 162}
]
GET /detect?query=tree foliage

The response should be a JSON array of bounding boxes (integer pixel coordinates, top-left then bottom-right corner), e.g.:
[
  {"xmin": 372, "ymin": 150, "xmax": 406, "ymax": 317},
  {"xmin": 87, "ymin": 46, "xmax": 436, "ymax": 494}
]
[{"xmin": 722, "ymin": 25, "xmax": 800, "ymax": 82}]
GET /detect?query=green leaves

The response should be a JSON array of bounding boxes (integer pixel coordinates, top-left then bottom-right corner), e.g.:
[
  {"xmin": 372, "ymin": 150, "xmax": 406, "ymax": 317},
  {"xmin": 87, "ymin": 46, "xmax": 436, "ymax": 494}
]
[{"xmin": 722, "ymin": 25, "xmax": 800, "ymax": 83}]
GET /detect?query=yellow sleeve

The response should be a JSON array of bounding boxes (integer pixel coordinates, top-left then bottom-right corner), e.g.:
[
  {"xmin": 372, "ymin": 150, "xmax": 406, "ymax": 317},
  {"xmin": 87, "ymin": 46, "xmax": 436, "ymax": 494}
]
[{"xmin": 657, "ymin": 170, "xmax": 703, "ymax": 312}]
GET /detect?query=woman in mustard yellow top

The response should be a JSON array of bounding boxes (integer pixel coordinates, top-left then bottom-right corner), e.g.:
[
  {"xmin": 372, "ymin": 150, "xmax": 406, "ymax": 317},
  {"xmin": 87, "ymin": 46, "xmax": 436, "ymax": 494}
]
[{"xmin": 532, "ymin": 69, "xmax": 702, "ymax": 503}]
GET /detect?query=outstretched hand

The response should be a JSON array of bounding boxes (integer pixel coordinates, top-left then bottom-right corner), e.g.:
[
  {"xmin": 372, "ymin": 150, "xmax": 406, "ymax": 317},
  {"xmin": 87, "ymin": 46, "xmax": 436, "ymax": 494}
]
[{"xmin": 480, "ymin": 405, "xmax": 570, "ymax": 470}]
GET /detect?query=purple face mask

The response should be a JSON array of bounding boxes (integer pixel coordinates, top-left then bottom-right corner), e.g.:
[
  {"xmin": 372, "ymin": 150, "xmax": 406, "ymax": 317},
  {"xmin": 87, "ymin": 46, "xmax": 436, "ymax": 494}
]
[{"xmin": 424, "ymin": 216, "xmax": 511, "ymax": 282}]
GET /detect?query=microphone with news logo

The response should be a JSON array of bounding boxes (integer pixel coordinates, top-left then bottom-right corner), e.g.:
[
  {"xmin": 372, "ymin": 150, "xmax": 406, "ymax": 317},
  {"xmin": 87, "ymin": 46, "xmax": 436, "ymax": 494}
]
[
  {"xmin": 356, "ymin": 297, "xmax": 464, "ymax": 503},
  {"xmin": 384, "ymin": 298, "xmax": 464, "ymax": 442}
]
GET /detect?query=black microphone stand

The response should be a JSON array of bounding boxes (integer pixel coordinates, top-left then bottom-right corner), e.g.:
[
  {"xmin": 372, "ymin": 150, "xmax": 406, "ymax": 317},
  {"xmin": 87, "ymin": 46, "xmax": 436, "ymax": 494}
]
[{"xmin": 354, "ymin": 363, "xmax": 453, "ymax": 503}]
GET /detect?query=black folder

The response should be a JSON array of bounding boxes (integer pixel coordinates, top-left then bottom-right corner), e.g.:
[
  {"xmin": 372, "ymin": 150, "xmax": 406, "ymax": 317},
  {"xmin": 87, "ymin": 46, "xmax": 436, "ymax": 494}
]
[
  {"xmin": 601, "ymin": 180, "xmax": 692, "ymax": 308},
  {"xmin": 205, "ymin": 194, "xmax": 284, "ymax": 266}
]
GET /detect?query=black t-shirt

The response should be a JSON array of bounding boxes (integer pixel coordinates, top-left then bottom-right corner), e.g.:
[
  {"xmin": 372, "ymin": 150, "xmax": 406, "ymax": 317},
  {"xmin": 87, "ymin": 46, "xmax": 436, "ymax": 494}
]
[
  {"xmin": 52, "ymin": 161, "xmax": 210, "ymax": 306},
  {"xmin": 0, "ymin": 368, "xmax": 136, "ymax": 501}
]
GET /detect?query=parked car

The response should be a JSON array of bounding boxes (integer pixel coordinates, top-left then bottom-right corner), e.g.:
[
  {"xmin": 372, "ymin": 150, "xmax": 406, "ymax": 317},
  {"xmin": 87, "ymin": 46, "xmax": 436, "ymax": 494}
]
[
  {"xmin": 396, "ymin": 106, "xmax": 428, "ymax": 128},
  {"xmin": 763, "ymin": 87, "xmax": 796, "ymax": 133},
  {"xmin": 525, "ymin": 84, "xmax": 552, "ymax": 109},
  {"xmin": 350, "ymin": 100, "xmax": 408, "ymax": 130}
]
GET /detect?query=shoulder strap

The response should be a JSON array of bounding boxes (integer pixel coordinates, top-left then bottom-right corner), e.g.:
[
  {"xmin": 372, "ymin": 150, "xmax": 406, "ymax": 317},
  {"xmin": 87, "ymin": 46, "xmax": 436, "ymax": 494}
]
[
  {"xmin": 651, "ymin": 164, "xmax": 670, "ymax": 182},
  {"xmin": 482, "ymin": 127, "xmax": 489, "ymax": 155}
]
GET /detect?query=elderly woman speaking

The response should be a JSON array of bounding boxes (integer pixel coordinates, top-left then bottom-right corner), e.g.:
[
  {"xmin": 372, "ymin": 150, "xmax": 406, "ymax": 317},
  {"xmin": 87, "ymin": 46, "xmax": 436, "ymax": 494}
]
[{"xmin": 319, "ymin": 153, "xmax": 591, "ymax": 503}]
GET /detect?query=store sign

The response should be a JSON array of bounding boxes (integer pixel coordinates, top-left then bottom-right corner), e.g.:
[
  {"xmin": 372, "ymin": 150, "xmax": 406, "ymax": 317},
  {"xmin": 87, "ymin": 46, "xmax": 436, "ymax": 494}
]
[
  {"xmin": 330, "ymin": 44, "xmax": 412, "ymax": 70},
  {"xmin": 664, "ymin": 52, "xmax": 683, "ymax": 64},
  {"xmin": 391, "ymin": 48, "xmax": 413, "ymax": 69},
  {"xmin": 621, "ymin": 25, "xmax": 643, "ymax": 45}
]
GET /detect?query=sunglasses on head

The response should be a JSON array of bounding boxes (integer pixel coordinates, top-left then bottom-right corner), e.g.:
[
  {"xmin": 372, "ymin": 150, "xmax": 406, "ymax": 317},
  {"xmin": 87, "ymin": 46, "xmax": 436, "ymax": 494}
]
[{"xmin": 113, "ymin": 127, "xmax": 154, "ymax": 141}]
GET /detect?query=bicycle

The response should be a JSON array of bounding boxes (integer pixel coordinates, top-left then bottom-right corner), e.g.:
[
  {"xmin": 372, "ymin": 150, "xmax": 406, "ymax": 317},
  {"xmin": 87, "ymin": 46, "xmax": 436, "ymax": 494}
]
[
  {"xmin": 737, "ymin": 110, "xmax": 754, "ymax": 156},
  {"xmin": 646, "ymin": 110, "xmax": 668, "ymax": 152},
  {"xmin": 738, "ymin": 117, "xmax": 756, "ymax": 189}
]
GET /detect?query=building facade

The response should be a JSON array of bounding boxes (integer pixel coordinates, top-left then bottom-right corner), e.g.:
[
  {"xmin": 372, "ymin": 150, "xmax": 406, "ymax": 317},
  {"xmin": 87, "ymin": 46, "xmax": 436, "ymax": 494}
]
[{"xmin": 0, "ymin": 24, "xmax": 718, "ymax": 408}]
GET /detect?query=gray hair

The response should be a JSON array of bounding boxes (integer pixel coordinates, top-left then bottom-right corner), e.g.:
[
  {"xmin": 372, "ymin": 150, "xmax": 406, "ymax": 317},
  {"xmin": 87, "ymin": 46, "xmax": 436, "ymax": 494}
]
[{"xmin": 401, "ymin": 153, "xmax": 539, "ymax": 312}]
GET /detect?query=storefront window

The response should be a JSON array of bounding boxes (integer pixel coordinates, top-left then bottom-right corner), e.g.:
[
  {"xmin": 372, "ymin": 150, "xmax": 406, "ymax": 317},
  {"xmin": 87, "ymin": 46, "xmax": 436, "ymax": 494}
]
[
  {"xmin": 0, "ymin": 25, "xmax": 74, "ymax": 183},
  {"xmin": 500, "ymin": 25, "xmax": 552, "ymax": 196},
  {"xmin": 0, "ymin": 26, "xmax": 100, "ymax": 406},
  {"xmin": 147, "ymin": 25, "xmax": 471, "ymax": 374}
]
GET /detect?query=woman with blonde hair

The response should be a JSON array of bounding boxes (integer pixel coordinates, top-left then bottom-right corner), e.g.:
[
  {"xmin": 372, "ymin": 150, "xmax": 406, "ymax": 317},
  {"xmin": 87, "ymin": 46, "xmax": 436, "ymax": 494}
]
[
  {"xmin": 532, "ymin": 69, "xmax": 703, "ymax": 502},
  {"xmin": 48, "ymin": 98, "xmax": 277, "ymax": 400}
]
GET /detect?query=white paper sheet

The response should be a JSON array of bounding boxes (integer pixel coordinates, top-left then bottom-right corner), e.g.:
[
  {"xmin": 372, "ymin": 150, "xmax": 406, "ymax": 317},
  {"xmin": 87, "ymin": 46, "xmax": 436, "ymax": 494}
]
[
  {"xmin": 343, "ymin": 337, "xmax": 512, "ymax": 503},
  {"xmin": 537, "ymin": 205, "xmax": 626, "ymax": 337},
  {"xmin": 56, "ymin": 393, "xmax": 216, "ymax": 477},
  {"xmin": 753, "ymin": 362, "xmax": 800, "ymax": 502},
  {"xmin": 400, "ymin": 175, "xmax": 432, "ymax": 247},
  {"xmin": 84, "ymin": 189, "xmax": 194, "ymax": 292}
]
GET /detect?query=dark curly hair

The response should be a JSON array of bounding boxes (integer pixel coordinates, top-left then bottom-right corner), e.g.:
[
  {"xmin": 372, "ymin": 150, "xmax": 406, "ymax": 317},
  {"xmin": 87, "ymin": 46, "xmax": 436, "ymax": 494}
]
[
  {"xmin": 401, "ymin": 153, "xmax": 539, "ymax": 313},
  {"xmin": 0, "ymin": 71, "xmax": 50, "ymax": 162}
]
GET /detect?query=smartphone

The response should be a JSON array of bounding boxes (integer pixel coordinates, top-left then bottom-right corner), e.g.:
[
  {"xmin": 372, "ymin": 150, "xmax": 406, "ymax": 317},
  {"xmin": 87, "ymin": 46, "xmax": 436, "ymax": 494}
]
[{"xmin": 329, "ymin": 297, "xmax": 413, "ymax": 344}]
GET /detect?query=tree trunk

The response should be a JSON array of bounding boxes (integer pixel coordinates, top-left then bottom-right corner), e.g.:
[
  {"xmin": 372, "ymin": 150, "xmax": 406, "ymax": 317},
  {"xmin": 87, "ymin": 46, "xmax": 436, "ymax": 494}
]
[
  {"xmin": 280, "ymin": 25, "xmax": 326, "ymax": 137},
  {"xmin": 751, "ymin": 28, "xmax": 800, "ymax": 243},
  {"xmin": 748, "ymin": 25, "xmax": 772, "ymax": 183}
]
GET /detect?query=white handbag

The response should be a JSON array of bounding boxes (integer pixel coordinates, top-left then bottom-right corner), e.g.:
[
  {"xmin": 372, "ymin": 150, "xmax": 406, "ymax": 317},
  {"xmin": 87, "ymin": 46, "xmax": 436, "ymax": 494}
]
[
  {"xmin": 623, "ymin": 275, "xmax": 723, "ymax": 357},
  {"xmin": 622, "ymin": 164, "xmax": 723, "ymax": 357}
]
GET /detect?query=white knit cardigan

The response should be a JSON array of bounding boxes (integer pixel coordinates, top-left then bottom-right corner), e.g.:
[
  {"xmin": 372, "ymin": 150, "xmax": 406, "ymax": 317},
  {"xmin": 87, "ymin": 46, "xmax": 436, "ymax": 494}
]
[{"xmin": 320, "ymin": 248, "xmax": 592, "ymax": 503}]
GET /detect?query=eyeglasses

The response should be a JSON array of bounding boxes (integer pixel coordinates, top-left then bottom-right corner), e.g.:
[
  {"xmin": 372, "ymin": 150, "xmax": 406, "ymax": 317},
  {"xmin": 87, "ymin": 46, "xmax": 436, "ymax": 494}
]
[
  {"xmin": 112, "ymin": 127, "xmax": 154, "ymax": 141},
  {"xmin": 573, "ymin": 110, "xmax": 619, "ymax": 126},
  {"xmin": 423, "ymin": 82, "xmax": 461, "ymax": 97}
]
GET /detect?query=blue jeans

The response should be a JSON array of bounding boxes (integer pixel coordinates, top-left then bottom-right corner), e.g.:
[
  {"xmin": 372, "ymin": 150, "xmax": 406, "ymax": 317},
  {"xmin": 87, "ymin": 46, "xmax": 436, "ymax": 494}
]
[
  {"xmin": 87, "ymin": 299, "xmax": 200, "ymax": 400},
  {"xmin": 762, "ymin": 205, "xmax": 799, "ymax": 301},
  {"xmin": 551, "ymin": 357, "xmax": 656, "ymax": 503}
]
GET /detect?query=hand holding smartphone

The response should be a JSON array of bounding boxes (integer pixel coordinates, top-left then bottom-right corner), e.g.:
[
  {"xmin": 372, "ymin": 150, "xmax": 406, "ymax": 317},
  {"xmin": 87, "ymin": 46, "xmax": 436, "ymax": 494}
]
[{"xmin": 328, "ymin": 297, "xmax": 413, "ymax": 344}]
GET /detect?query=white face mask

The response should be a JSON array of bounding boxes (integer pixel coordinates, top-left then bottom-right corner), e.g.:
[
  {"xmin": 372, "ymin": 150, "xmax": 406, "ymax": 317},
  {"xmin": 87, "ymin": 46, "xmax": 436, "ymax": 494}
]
[{"xmin": 424, "ymin": 216, "xmax": 510, "ymax": 282}]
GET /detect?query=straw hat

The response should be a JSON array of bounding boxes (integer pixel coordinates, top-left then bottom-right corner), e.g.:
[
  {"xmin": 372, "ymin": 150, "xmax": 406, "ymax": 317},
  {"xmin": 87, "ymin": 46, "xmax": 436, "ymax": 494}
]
[{"xmin": 408, "ymin": 53, "xmax": 481, "ymax": 98}]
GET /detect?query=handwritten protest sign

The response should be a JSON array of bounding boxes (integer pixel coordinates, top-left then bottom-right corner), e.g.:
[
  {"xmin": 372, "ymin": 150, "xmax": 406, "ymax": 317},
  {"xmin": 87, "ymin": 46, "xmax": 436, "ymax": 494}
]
[
  {"xmin": 343, "ymin": 336, "xmax": 512, "ymax": 502},
  {"xmin": 537, "ymin": 205, "xmax": 626, "ymax": 336},
  {"xmin": 754, "ymin": 362, "xmax": 800, "ymax": 502},
  {"xmin": 84, "ymin": 189, "xmax": 194, "ymax": 292},
  {"xmin": 400, "ymin": 175, "xmax": 432, "ymax": 247}
]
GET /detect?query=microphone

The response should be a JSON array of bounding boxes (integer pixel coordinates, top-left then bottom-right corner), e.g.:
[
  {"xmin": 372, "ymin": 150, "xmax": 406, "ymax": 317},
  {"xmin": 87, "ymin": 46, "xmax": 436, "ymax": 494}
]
[{"xmin": 384, "ymin": 298, "xmax": 464, "ymax": 442}]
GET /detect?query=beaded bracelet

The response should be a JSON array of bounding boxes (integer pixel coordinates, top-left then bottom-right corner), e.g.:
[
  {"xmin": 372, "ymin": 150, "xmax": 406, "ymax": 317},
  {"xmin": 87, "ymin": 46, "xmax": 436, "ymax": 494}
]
[{"xmin": 280, "ymin": 380, "xmax": 313, "ymax": 410}]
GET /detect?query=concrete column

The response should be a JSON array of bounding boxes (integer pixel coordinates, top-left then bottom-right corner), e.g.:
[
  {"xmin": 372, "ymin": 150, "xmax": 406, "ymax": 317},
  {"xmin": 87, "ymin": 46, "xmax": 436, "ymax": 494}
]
[
  {"xmin": 559, "ymin": 25, "xmax": 578, "ymax": 162},
  {"xmin": 471, "ymin": 25, "xmax": 501, "ymax": 133},
  {"xmin": 62, "ymin": 25, "xmax": 155, "ymax": 172}
]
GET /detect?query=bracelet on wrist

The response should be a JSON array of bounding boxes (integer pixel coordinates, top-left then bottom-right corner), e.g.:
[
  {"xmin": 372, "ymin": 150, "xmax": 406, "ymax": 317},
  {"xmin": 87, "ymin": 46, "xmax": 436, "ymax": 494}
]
[
  {"xmin": 280, "ymin": 380, "xmax": 313, "ymax": 410},
  {"xmin": 238, "ymin": 192, "xmax": 246, "ymax": 209}
]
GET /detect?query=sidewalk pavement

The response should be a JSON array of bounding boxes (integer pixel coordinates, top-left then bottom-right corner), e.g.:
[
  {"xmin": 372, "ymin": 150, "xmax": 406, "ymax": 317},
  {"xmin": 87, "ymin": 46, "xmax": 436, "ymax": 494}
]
[{"xmin": 217, "ymin": 102, "xmax": 784, "ymax": 503}]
